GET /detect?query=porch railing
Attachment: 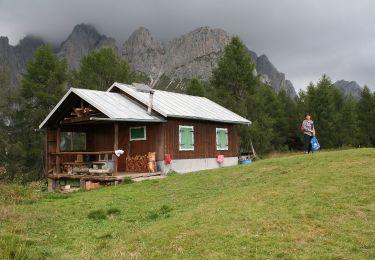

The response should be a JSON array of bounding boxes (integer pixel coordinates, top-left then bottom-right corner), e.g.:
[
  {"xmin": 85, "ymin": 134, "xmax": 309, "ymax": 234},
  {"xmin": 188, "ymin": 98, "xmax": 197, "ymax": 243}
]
[{"xmin": 49, "ymin": 151, "xmax": 117, "ymax": 176}]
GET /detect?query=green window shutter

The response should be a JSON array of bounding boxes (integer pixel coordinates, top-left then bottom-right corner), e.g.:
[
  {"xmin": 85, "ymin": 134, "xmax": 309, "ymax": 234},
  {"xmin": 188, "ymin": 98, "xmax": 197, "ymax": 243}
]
[
  {"xmin": 130, "ymin": 127, "xmax": 146, "ymax": 140},
  {"xmin": 179, "ymin": 126, "xmax": 194, "ymax": 150},
  {"xmin": 216, "ymin": 128, "xmax": 228, "ymax": 150}
]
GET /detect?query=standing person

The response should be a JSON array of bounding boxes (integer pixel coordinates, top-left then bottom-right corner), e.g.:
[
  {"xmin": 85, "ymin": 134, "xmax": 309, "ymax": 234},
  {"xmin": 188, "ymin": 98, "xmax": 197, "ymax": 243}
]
[{"xmin": 302, "ymin": 113, "xmax": 315, "ymax": 154}]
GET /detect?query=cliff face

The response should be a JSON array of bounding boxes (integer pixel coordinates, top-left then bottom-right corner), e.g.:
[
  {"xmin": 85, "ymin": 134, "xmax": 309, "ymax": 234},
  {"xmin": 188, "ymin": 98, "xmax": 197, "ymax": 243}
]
[
  {"xmin": 122, "ymin": 26, "xmax": 296, "ymax": 95},
  {"xmin": 1, "ymin": 24, "xmax": 297, "ymax": 96},
  {"xmin": 0, "ymin": 35, "xmax": 44, "ymax": 85},
  {"xmin": 121, "ymin": 27, "xmax": 166, "ymax": 86},
  {"xmin": 58, "ymin": 24, "xmax": 117, "ymax": 70},
  {"xmin": 255, "ymin": 55, "xmax": 296, "ymax": 96},
  {"xmin": 333, "ymin": 80, "xmax": 362, "ymax": 99},
  {"xmin": 122, "ymin": 26, "xmax": 230, "ymax": 87}
]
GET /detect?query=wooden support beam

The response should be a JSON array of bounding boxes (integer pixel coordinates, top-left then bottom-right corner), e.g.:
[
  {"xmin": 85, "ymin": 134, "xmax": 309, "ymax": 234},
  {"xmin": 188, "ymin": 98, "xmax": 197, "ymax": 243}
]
[
  {"xmin": 47, "ymin": 178, "xmax": 57, "ymax": 192},
  {"xmin": 51, "ymin": 151, "xmax": 114, "ymax": 155},
  {"xmin": 56, "ymin": 127, "xmax": 61, "ymax": 174},
  {"xmin": 44, "ymin": 130, "xmax": 48, "ymax": 178},
  {"xmin": 113, "ymin": 122, "xmax": 119, "ymax": 175}
]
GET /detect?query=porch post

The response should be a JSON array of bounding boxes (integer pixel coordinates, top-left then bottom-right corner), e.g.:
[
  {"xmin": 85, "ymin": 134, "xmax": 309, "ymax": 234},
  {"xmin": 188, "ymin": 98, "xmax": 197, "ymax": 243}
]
[
  {"xmin": 56, "ymin": 127, "xmax": 61, "ymax": 174},
  {"xmin": 44, "ymin": 129, "xmax": 48, "ymax": 177},
  {"xmin": 113, "ymin": 122, "xmax": 119, "ymax": 175}
]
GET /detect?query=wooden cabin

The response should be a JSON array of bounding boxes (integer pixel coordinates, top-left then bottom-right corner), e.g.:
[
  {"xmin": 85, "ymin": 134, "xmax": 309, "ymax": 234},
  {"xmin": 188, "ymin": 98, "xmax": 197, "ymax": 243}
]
[{"xmin": 39, "ymin": 82, "xmax": 250, "ymax": 191}]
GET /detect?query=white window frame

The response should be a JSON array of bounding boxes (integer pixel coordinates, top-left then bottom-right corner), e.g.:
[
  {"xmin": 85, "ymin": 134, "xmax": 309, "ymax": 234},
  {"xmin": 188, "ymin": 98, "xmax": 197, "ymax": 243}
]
[
  {"xmin": 216, "ymin": 128, "xmax": 229, "ymax": 151},
  {"xmin": 179, "ymin": 125, "xmax": 195, "ymax": 151},
  {"xmin": 129, "ymin": 126, "xmax": 147, "ymax": 141}
]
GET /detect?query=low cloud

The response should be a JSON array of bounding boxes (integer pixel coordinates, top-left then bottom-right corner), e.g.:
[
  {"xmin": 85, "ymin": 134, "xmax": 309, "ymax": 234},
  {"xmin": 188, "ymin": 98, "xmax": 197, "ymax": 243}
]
[{"xmin": 1, "ymin": 0, "xmax": 374, "ymax": 90}]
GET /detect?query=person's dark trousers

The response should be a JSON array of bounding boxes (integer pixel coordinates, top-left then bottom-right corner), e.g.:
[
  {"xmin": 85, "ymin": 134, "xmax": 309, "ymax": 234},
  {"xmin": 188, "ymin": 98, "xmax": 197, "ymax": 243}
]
[{"xmin": 303, "ymin": 134, "xmax": 312, "ymax": 153}]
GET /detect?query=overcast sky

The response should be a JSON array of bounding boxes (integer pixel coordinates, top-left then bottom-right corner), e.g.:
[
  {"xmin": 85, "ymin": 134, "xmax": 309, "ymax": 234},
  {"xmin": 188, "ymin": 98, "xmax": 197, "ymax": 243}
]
[{"xmin": 1, "ymin": 0, "xmax": 374, "ymax": 90}]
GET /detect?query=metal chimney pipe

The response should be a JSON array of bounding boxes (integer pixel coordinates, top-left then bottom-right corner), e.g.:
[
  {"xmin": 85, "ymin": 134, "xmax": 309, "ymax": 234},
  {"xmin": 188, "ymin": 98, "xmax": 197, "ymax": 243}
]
[{"xmin": 148, "ymin": 90, "xmax": 155, "ymax": 115}]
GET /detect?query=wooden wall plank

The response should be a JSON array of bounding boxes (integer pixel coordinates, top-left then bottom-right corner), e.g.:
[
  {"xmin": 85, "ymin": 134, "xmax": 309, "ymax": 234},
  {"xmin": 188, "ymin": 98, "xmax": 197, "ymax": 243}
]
[
  {"xmin": 117, "ymin": 122, "xmax": 164, "ymax": 172},
  {"xmin": 113, "ymin": 123, "xmax": 119, "ymax": 175},
  {"xmin": 163, "ymin": 119, "xmax": 238, "ymax": 160}
]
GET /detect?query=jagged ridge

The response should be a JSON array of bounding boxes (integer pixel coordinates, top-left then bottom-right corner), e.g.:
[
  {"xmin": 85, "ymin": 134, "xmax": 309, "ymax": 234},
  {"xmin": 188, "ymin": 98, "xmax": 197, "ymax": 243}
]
[
  {"xmin": 1, "ymin": 24, "xmax": 297, "ymax": 96},
  {"xmin": 122, "ymin": 26, "xmax": 297, "ymax": 96}
]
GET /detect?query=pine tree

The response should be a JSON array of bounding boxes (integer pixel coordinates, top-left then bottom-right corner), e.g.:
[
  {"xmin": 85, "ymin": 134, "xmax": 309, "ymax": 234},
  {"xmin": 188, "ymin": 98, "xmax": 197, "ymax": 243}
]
[
  {"xmin": 247, "ymin": 85, "xmax": 281, "ymax": 152},
  {"xmin": 0, "ymin": 67, "xmax": 12, "ymax": 167},
  {"xmin": 211, "ymin": 36, "xmax": 261, "ymax": 153},
  {"xmin": 339, "ymin": 97, "xmax": 360, "ymax": 146},
  {"xmin": 12, "ymin": 45, "xmax": 68, "ymax": 181},
  {"xmin": 277, "ymin": 90, "xmax": 302, "ymax": 150},
  {"xmin": 357, "ymin": 86, "xmax": 375, "ymax": 146},
  {"xmin": 73, "ymin": 48, "xmax": 135, "ymax": 90},
  {"xmin": 186, "ymin": 78, "xmax": 205, "ymax": 97},
  {"xmin": 304, "ymin": 75, "xmax": 344, "ymax": 148},
  {"xmin": 211, "ymin": 36, "xmax": 259, "ymax": 116}
]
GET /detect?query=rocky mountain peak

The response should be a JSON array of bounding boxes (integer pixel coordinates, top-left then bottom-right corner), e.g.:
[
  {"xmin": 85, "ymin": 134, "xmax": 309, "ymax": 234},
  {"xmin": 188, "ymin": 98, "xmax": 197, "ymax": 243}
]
[
  {"xmin": 122, "ymin": 27, "xmax": 164, "ymax": 86},
  {"xmin": 185, "ymin": 26, "xmax": 228, "ymax": 39},
  {"xmin": 255, "ymin": 54, "xmax": 296, "ymax": 96},
  {"xmin": 121, "ymin": 26, "xmax": 297, "ymax": 95},
  {"xmin": 17, "ymin": 35, "xmax": 44, "ymax": 47},
  {"xmin": 0, "ymin": 36, "xmax": 9, "ymax": 47},
  {"xmin": 1, "ymin": 23, "xmax": 298, "ymax": 97},
  {"xmin": 71, "ymin": 23, "xmax": 99, "ymax": 37},
  {"xmin": 15, "ymin": 35, "xmax": 44, "ymax": 59},
  {"xmin": 0, "ymin": 35, "xmax": 44, "ymax": 85},
  {"xmin": 128, "ymin": 27, "xmax": 153, "ymax": 41},
  {"xmin": 123, "ymin": 27, "xmax": 163, "ymax": 54},
  {"xmin": 333, "ymin": 80, "xmax": 362, "ymax": 99},
  {"xmin": 167, "ymin": 26, "xmax": 230, "ymax": 55},
  {"xmin": 58, "ymin": 23, "xmax": 117, "ymax": 69}
]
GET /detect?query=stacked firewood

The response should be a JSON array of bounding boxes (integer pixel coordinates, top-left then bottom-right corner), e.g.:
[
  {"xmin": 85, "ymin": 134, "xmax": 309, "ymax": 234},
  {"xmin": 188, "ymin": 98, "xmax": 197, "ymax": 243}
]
[
  {"xmin": 147, "ymin": 152, "xmax": 156, "ymax": 173},
  {"xmin": 126, "ymin": 152, "xmax": 157, "ymax": 173},
  {"xmin": 126, "ymin": 155, "xmax": 149, "ymax": 172}
]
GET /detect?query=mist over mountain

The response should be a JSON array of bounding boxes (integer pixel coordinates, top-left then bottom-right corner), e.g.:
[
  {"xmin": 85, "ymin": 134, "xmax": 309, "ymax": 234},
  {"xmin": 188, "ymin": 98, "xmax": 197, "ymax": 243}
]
[
  {"xmin": 0, "ymin": 35, "xmax": 44, "ymax": 85},
  {"xmin": 1, "ymin": 23, "xmax": 363, "ymax": 98},
  {"xmin": 333, "ymin": 80, "xmax": 362, "ymax": 99},
  {"xmin": 58, "ymin": 24, "xmax": 117, "ymax": 69}
]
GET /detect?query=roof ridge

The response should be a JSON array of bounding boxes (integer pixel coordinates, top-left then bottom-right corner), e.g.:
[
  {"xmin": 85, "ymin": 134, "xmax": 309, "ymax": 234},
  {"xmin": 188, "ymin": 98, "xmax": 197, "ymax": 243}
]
[
  {"xmin": 114, "ymin": 82, "xmax": 208, "ymax": 99},
  {"xmin": 107, "ymin": 82, "xmax": 250, "ymax": 124}
]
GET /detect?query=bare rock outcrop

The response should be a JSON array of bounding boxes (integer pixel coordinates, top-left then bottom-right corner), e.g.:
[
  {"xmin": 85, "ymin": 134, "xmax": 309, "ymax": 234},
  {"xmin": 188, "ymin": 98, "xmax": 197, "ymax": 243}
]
[{"xmin": 58, "ymin": 24, "xmax": 117, "ymax": 70}]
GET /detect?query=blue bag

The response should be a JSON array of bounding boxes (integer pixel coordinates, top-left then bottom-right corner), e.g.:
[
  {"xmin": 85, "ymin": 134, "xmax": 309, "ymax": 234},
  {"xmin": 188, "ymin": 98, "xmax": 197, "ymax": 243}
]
[{"xmin": 310, "ymin": 136, "xmax": 320, "ymax": 151}]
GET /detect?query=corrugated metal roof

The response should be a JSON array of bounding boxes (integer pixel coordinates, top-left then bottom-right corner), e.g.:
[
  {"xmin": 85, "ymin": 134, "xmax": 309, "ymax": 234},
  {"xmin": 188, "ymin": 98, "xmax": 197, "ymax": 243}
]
[
  {"xmin": 39, "ymin": 88, "xmax": 163, "ymax": 129},
  {"xmin": 72, "ymin": 88, "xmax": 162, "ymax": 121},
  {"xmin": 108, "ymin": 82, "xmax": 251, "ymax": 124}
]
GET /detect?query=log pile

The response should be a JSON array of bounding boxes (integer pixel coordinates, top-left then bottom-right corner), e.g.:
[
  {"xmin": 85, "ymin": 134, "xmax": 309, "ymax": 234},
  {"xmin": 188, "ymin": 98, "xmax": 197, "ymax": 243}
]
[
  {"xmin": 63, "ymin": 99, "xmax": 98, "ymax": 122},
  {"xmin": 126, "ymin": 155, "xmax": 149, "ymax": 172},
  {"xmin": 148, "ymin": 152, "xmax": 156, "ymax": 173},
  {"xmin": 126, "ymin": 152, "xmax": 157, "ymax": 173}
]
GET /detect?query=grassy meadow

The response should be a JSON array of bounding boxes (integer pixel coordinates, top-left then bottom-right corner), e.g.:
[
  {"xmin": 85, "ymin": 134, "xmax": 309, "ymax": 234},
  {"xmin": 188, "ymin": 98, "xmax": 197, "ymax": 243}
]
[{"xmin": 0, "ymin": 149, "xmax": 374, "ymax": 259}]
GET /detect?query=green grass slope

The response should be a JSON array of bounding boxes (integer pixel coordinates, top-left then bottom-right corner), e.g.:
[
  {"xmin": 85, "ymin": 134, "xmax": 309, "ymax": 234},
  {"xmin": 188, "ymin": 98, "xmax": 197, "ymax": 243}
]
[{"xmin": 1, "ymin": 149, "xmax": 375, "ymax": 259}]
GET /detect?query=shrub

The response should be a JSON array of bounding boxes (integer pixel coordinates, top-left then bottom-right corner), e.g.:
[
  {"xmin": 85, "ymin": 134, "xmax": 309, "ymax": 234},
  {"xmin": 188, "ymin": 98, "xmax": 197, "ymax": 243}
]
[
  {"xmin": 107, "ymin": 208, "xmax": 121, "ymax": 216},
  {"xmin": 147, "ymin": 205, "xmax": 173, "ymax": 221},
  {"xmin": 88, "ymin": 209, "xmax": 107, "ymax": 220},
  {"xmin": 147, "ymin": 212, "xmax": 159, "ymax": 220},
  {"xmin": 0, "ymin": 183, "xmax": 41, "ymax": 206},
  {"xmin": 160, "ymin": 205, "xmax": 172, "ymax": 215},
  {"xmin": 0, "ymin": 235, "xmax": 32, "ymax": 260},
  {"xmin": 122, "ymin": 177, "xmax": 133, "ymax": 184},
  {"xmin": 166, "ymin": 170, "xmax": 178, "ymax": 176},
  {"xmin": 0, "ymin": 166, "xmax": 6, "ymax": 180}
]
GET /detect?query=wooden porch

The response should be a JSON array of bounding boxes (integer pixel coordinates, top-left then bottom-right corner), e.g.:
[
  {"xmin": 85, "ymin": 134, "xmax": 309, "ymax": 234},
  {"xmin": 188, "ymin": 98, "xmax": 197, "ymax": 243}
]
[
  {"xmin": 47, "ymin": 171, "xmax": 164, "ymax": 192},
  {"xmin": 46, "ymin": 121, "xmax": 161, "ymax": 191}
]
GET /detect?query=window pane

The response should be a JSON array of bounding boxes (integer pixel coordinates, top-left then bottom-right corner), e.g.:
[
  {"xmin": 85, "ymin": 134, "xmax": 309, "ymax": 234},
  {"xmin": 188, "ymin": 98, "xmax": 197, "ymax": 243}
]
[
  {"xmin": 60, "ymin": 132, "xmax": 86, "ymax": 151},
  {"xmin": 130, "ymin": 127, "xmax": 145, "ymax": 140}
]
